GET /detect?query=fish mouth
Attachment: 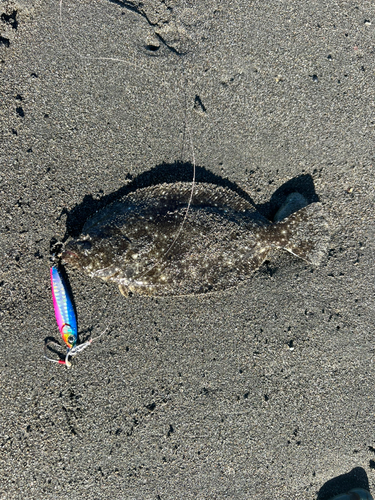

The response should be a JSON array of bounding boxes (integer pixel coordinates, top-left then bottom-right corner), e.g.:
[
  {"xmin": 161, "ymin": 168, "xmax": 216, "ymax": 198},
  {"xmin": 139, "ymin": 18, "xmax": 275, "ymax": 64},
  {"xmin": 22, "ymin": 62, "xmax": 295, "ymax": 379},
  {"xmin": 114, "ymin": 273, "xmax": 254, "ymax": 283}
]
[
  {"xmin": 60, "ymin": 248, "xmax": 80, "ymax": 265},
  {"xmin": 63, "ymin": 249, "xmax": 79, "ymax": 257}
]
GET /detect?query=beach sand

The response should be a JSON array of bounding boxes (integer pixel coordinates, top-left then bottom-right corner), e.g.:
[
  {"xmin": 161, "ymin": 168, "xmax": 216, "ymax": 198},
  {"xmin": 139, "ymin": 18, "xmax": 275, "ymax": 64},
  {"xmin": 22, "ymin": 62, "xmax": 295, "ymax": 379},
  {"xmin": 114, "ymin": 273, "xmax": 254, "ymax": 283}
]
[{"xmin": 0, "ymin": 1, "xmax": 374, "ymax": 498}]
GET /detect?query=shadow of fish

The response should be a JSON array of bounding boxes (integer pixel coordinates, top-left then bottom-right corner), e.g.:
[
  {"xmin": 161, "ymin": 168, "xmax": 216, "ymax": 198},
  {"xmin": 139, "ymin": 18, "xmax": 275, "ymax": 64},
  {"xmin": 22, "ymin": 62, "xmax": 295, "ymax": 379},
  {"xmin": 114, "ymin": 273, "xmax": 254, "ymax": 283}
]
[{"xmin": 60, "ymin": 182, "xmax": 329, "ymax": 296}]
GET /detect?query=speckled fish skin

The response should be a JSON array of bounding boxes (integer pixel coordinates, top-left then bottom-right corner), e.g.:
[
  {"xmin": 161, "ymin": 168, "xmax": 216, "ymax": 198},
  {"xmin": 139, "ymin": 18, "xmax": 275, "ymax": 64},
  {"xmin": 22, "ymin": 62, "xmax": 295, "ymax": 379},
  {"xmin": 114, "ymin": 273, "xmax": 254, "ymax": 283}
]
[{"xmin": 61, "ymin": 182, "xmax": 329, "ymax": 297}]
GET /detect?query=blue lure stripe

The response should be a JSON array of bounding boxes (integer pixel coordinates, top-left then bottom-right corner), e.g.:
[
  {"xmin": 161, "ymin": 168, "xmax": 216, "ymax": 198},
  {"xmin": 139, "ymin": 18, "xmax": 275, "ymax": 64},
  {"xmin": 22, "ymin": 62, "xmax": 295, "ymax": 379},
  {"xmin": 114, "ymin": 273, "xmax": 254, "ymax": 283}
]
[{"xmin": 51, "ymin": 266, "xmax": 78, "ymax": 347}]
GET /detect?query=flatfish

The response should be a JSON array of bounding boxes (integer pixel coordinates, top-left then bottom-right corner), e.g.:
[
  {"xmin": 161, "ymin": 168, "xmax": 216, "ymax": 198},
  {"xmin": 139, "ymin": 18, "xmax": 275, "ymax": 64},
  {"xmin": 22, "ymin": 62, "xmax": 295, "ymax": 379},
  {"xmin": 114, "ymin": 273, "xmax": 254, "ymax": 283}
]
[{"xmin": 61, "ymin": 182, "xmax": 329, "ymax": 296}]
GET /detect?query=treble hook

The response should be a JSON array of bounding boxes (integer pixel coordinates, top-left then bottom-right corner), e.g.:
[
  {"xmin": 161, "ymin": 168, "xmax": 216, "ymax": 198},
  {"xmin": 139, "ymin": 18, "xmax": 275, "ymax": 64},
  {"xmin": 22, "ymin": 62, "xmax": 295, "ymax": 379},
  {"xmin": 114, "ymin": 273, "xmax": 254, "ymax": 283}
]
[
  {"xmin": 44, "ymin": 340, "xmax": 70, "ymax": 366},
  {"xmin": 44, "ymin": 328, "xmax": 108, "ymax": 368}
]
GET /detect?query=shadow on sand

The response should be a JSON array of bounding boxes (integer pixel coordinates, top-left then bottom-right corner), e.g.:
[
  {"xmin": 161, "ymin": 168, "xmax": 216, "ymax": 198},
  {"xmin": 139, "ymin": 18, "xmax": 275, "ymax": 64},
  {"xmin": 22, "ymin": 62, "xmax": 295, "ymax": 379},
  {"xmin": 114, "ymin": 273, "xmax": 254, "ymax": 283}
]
[{"xmin": 51, "ymin": 162, "xmax": 320, "ymax": 247}]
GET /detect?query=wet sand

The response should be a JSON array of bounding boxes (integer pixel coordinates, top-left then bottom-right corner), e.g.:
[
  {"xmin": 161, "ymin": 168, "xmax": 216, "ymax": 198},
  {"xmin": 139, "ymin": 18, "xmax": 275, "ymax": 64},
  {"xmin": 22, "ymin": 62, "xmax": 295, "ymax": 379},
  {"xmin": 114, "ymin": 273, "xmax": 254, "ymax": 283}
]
[{"xmin": 1, "ymin": 1, "xmax": 374, "ymax": 499}]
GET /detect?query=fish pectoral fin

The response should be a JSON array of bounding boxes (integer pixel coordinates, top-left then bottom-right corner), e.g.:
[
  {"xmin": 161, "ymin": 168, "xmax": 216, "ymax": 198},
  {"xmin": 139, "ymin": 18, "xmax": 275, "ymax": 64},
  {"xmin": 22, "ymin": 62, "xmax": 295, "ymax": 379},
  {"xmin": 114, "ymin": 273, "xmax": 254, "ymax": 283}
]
[
  {"xmin": 118, "ymin": 282, "xmax": 157, "ymax": 297},
  {"xmin": 118, "ymin": 284, "xmax": 130, "ymax": 296}
]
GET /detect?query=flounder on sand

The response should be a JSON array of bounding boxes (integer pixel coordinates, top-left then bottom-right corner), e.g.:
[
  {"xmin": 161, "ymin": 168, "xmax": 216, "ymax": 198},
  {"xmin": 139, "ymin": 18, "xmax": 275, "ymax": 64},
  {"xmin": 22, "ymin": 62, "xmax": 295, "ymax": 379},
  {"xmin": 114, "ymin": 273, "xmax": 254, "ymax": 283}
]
[{"xmin": 61, "ymin": 182, "xmax": 329, "ymax": 297}]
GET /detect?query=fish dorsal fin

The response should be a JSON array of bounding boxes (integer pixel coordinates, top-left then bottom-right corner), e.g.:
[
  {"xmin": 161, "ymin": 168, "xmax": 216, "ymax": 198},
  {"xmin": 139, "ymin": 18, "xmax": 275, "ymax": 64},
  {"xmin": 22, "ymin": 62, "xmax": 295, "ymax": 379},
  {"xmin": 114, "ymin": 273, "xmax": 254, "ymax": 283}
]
[
  {"xmin": 124, "ymin": 182, "xmax": 255, "ymax": 212},
  {"xmin": 84, "ymin": 182, "xmax": 257, "ymax": 233}
]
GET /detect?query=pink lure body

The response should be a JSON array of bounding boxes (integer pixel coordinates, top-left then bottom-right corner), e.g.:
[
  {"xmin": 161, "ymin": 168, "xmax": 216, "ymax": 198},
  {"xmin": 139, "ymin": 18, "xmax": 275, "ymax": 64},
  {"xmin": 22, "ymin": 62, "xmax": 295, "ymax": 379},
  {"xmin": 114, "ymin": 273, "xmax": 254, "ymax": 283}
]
[{"xmin": 50, "ymin": 266, "xmax": 77, "ymax": 350}]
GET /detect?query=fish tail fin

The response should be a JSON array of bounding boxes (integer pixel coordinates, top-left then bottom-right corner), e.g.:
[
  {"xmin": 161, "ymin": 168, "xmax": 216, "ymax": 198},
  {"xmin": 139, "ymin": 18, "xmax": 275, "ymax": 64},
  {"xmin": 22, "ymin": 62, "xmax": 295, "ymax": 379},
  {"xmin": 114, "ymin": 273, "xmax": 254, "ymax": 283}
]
[{"xmin": 266, "ymin": 203, "xmax": 330, "ymax": 265}]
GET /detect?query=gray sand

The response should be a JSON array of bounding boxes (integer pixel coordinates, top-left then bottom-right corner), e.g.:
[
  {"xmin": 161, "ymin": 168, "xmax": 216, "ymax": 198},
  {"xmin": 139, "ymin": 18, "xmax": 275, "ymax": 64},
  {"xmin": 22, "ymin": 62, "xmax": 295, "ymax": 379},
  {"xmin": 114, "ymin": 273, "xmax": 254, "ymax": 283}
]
[{"xmin": 1, "ymin": 1, "xmax": 374, "ymax": 499}]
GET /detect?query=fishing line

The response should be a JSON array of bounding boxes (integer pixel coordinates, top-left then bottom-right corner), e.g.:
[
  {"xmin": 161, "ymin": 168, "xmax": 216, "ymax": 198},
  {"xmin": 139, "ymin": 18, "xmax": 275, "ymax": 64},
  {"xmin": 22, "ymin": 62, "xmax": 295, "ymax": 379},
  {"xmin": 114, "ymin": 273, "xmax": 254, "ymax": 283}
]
[
  {"xmin": 45, "ymin": 1, "xmax": 200, "ymax": 366},
  {"xmin": 58, "ymin": 0, "xmax": 198, "ymax": 277}
]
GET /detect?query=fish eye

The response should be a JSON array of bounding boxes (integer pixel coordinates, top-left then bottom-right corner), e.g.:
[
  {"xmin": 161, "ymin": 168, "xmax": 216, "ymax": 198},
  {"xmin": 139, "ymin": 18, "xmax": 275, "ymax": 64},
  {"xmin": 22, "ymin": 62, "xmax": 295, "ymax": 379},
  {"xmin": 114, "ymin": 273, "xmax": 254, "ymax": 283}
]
[{"xmin": 67, "ymin": 335, "xmax": 75, "ymax": 345}]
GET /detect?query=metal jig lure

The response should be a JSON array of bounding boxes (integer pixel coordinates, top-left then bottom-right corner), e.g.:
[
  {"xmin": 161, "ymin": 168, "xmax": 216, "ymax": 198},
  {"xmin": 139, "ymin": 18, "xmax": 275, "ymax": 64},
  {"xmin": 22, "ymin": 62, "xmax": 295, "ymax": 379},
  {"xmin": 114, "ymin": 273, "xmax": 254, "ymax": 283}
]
[{"xmin": 45, "ymin": 265, "xmax": 104, "ymax": 368}]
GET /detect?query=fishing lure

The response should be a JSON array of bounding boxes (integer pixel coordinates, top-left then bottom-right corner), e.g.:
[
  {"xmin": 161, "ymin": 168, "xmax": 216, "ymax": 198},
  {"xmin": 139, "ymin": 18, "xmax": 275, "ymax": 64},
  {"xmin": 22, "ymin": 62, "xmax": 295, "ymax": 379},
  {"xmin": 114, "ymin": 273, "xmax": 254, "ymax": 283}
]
[{"xmin": 45, "ymin": 265, "xmax": 94, "ymax": 368}]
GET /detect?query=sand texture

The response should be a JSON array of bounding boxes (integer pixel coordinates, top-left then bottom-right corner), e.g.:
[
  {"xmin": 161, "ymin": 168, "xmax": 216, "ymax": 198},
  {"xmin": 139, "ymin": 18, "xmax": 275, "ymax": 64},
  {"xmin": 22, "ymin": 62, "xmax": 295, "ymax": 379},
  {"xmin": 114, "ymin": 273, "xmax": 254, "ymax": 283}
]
[{"xmin": 0, "ymin": 1, "xmax": 374, "ymax": 499}]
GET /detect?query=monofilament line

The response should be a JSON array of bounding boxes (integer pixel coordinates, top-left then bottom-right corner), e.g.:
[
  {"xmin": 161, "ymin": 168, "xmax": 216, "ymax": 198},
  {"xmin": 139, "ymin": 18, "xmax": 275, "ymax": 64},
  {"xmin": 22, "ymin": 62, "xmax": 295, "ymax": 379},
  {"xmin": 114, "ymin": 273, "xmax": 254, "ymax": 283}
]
[{"xmin": 58, "ymin": 0, "xmax": 197, "ymax": 282}]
